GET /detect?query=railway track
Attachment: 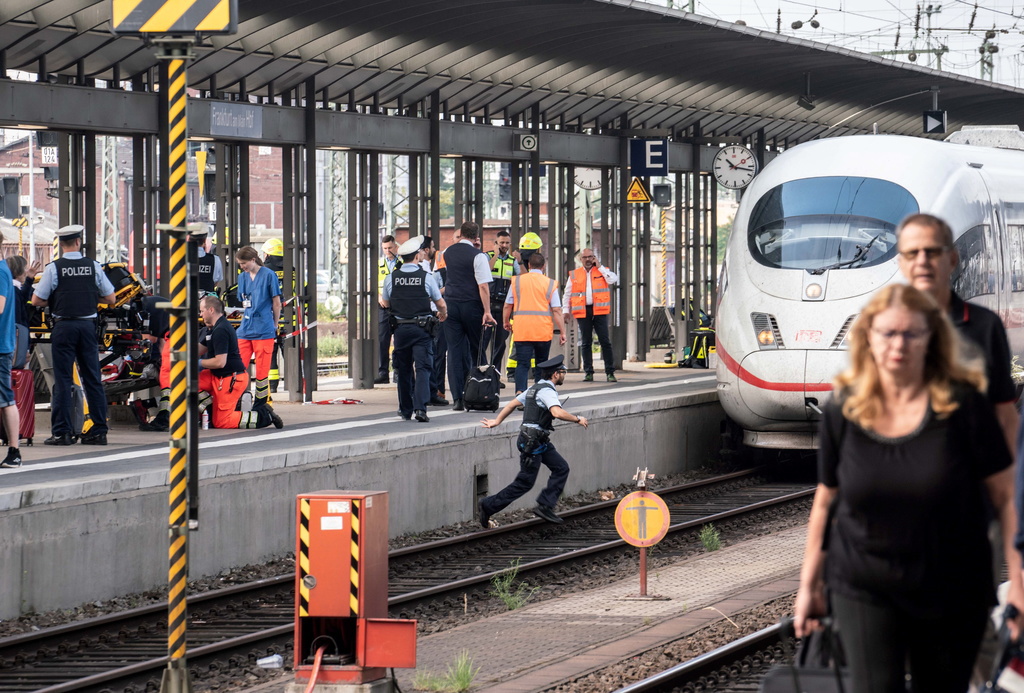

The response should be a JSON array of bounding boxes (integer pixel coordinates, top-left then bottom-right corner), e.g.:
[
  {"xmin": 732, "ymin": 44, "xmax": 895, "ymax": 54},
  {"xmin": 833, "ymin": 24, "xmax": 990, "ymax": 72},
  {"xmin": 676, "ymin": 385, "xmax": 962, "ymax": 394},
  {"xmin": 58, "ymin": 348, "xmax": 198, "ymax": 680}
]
[
  {"xmin": 614, "ymin": 623, "xmax": 788, "ymax": 692},
  {"xmin": 0, "ymin": 468, "xmax": 813, "ymax": 693}
]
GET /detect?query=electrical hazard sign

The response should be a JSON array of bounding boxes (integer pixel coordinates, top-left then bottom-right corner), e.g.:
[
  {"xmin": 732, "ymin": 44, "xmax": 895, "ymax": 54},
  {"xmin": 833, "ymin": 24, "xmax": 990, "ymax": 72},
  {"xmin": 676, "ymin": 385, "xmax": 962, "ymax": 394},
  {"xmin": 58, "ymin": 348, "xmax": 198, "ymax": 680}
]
[
  {"xmin": 615, "ymin": 491, "xmax": 670, "ymax": 547},
  {"xmin": 626, "ymin": 177, "xmax": 652, "ymax": 204}
]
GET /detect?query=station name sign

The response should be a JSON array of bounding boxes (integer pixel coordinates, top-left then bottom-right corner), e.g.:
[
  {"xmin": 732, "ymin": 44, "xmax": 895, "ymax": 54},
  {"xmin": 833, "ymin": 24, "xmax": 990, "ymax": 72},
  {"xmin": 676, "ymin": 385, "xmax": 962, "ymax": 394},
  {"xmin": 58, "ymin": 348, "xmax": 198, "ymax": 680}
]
[{"xmin": 209, "ymin": 103, "xmax": 263, "ymax": 139}]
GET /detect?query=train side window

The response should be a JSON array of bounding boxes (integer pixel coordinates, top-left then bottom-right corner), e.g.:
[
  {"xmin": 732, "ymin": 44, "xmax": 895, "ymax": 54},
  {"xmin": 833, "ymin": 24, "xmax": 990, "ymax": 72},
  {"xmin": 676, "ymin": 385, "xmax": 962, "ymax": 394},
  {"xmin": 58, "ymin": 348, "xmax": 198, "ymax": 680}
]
[
  {"xmin": 1008, "ymin": 225, "xmax": 1024, "ymax": 292},
  {"xmin": 952, "ymin": 225, "xmax": 992, "ymax": 299}
]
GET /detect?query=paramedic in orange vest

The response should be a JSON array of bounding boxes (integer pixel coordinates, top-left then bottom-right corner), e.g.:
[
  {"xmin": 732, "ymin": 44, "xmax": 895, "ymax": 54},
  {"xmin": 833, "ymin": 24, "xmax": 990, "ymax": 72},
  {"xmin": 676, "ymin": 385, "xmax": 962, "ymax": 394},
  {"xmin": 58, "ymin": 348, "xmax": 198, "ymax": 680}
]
[
  {"xmin": 563, "ymin": 248, "xmax": 618, "ymax": 382},
  {"xmin": 504, "ymin": 251, "xmax": 565, "ymax": 395}
]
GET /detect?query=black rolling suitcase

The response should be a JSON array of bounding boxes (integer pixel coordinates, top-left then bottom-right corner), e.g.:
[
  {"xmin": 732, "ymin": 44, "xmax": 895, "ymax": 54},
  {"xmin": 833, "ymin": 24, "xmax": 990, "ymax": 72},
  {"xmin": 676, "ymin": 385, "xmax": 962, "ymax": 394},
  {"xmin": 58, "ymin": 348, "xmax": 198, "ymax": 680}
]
[{"xmin": 463, "ymin": 325, "xmax": 501, "ymax": 412}]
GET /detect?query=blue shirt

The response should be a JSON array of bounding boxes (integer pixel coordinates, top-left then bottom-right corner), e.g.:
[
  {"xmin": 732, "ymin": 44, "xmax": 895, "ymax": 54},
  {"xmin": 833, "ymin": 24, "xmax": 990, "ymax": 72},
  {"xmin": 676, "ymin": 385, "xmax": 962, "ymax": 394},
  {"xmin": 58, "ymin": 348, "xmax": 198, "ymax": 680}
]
[
  {"xmin": 33, "ymin": 251, "xmax": 116, "ymax": 319},
  {"xmin": 381, "ymin": 264, "xmax": 442, "ymax": 303},
  {"xmin": 0, "ymin": 262, "xmax": 15, "ymax": 354},
  {"xmin": 236, "ymin": 265, "xmax": 282, "ymax": 339},
  {"xmin": 198, "ymin": 247, "xmax": 224, "ymax": 283},
  {"xmin": 515, "ymin": 379, "xmax": 562, "ymax": 430}
]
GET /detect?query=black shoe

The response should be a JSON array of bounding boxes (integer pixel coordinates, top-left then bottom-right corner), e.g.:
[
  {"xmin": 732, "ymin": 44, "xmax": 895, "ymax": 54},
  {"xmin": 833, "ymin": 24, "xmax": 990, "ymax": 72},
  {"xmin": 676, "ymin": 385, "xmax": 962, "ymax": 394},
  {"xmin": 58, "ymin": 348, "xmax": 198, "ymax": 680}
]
[
  {"xmin": 414, "ymin": 409, "xmax": 429, "ymax": 423},
  {"xmin": 44, "ymin": 433, "xmax": 77, "ymax": 446},
  {"xmin": 498, "ymin": 380, "xmax": 506, "ymax": 390},
  {"xmin": 428, "ymin": 396, "xmax": 449, "ymax": 406},
  {"xmin": 478, "ymin": 499, "xmax": 492, "ymax": 530},
  {"xmin": 0, "ymin": 448, "xmax": 21, "ymax": 468},
  {"xmin": 80, "ymin": 432, "xmax": 107, "ymax": 446},
  {"xmin": 398, "ymin": 410, "xmax": 412, "ymax": 421},
  {"xmin": 453, "ymin": 399, "xmax": 465, "ymax": 411},
  {"xmin": 258, "ymin": 404, "xmax": 284, "ymax": 429},
  {"xmin": 374, "ymin": 374, "xmax": 389, "ymax": 385},
  {"xmin": 534, "ymin": 506, "xmax": 563, "ymax": 524},
  {"xmin": 139, "ymin": 412, "xmax": 169, "ymax": 432}
]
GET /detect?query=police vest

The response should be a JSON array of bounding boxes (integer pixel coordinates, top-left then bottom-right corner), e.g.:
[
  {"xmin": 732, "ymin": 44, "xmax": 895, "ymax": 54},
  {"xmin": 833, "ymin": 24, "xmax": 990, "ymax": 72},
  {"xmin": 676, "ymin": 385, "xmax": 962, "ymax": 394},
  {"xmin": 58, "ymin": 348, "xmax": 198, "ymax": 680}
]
[
  {"xmin": 52, "ymin": 257, "xmax": 99, "ymax": 318},
  {"xmin": 389, "ymin": 267, "xmax": 431, "ymax": 319},
  {"xmin": 511, "ymin": 272, "xmax": 557, "ymax": 342},
  {"xmin": 523, "ymin": 382, "xmax": 556, "ymax": 431},
  {"xmin": 486, "ymin": 251, "xmax": 515, "ymax": 303},
  {"xmin": 378, "ymin": 258, "xmax": 401, "ymax": 293},
  {"xmin": 568, "ymin": 266, "xmax": 611, "ymax": 317},
  {"xmin": 196, "ymin": 253, "xmax": 217, "ymax": 292}
]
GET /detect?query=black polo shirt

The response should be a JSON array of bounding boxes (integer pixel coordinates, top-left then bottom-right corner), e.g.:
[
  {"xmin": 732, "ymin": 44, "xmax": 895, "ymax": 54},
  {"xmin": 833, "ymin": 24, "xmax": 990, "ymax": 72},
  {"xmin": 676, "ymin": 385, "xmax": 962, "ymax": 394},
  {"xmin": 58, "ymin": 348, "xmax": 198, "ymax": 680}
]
[
  {"xmin": 950, "ymin": 292, "xmax": 1016, "ymax": 404},
  {"xmin": 201, "ymin": 314, "xmax": 246, "ymax": 378}
]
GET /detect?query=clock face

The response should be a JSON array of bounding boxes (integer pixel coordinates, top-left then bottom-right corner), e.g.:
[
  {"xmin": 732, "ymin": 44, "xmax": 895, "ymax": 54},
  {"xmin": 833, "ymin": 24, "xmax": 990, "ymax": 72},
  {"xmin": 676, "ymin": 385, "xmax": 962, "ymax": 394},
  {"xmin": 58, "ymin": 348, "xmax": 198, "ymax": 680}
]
[
  {"xmin": 712, "ymin": 146, "xmax": 758, "ymax": 189},
  {"xmin": 574, "ymin": 167, "xmax": 603, "ymax": 190}
]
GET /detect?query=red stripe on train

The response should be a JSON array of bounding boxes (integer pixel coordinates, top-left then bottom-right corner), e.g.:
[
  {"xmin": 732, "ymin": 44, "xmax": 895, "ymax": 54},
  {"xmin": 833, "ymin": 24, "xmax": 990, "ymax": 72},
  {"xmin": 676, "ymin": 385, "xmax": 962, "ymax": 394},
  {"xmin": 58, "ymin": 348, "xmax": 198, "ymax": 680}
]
[{"xmin": 717, "ymin": 343, "xmax": 834, "ymax": 393}]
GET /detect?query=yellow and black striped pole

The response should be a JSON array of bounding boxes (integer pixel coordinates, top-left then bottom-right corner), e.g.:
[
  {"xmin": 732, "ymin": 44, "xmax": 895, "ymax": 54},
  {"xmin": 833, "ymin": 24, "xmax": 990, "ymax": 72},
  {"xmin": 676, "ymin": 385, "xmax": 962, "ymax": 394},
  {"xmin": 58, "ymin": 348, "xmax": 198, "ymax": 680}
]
[{"xmin": 158, "ymin": 43, "xmax": 195, "ymax": 693}]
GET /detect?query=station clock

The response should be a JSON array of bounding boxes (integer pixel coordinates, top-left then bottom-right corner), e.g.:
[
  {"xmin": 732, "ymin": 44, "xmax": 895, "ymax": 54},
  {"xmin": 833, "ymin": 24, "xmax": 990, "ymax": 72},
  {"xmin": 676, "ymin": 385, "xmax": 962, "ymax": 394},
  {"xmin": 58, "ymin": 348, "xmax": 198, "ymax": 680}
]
[
  {"xmin": 711, "ymin": 145, "xmax": 758, "ymax": 190},
  {"xmin": 574, "ymin": 167, "xmax": 603, "ymax": 190}
]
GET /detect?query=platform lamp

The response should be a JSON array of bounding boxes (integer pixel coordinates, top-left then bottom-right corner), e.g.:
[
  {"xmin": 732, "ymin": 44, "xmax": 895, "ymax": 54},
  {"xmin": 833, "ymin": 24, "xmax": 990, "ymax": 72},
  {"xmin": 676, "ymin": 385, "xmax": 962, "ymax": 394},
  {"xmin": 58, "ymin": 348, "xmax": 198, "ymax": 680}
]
[{"xmin": 797, "ymin": 72, "xmax": 816, "ymax": 111}]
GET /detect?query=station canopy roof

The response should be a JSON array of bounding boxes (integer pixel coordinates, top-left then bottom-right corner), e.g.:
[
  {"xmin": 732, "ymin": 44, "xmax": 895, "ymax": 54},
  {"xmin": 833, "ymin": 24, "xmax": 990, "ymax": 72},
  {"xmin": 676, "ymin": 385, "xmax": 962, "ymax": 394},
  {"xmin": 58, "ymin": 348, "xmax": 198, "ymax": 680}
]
[{"xmin": 4, "ymin": 0, "xmax": 1024, "ymax": 143}]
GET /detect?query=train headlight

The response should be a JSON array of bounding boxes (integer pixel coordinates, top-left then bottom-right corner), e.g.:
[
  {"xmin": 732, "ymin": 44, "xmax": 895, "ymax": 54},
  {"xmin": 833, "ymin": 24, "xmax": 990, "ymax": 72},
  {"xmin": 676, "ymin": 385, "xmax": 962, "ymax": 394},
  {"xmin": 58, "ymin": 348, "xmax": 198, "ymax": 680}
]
[
  {"xmin": 750, "ymin": 312, "xmax": 784, "ymax": 350},
  {"xmin": 805, "ymin": 283, "xmax": 823, "ymax": 299}
]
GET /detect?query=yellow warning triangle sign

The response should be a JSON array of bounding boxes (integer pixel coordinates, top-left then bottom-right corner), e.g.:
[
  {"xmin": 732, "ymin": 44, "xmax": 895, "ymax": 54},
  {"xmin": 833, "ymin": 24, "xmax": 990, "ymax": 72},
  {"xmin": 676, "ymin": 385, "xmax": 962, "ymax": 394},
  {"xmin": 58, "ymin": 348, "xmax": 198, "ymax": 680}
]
[{"xmin": 626, "ymin": 177, "xmax": 651, "ymax": 204}]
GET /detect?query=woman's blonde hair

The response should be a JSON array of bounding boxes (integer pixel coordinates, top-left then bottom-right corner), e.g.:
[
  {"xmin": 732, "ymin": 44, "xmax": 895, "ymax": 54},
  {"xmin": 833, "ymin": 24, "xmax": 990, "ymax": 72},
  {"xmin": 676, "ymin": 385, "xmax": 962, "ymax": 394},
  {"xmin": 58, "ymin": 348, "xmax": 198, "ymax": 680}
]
[{"xmin": 834, "ymin": 284, "xmax": 985, "ymax": 428}]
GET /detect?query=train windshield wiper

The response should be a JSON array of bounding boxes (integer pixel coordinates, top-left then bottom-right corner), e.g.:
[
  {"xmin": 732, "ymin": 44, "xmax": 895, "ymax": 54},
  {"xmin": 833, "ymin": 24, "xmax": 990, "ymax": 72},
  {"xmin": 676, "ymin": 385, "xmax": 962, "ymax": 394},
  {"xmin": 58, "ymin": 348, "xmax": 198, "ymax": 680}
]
[{"xmin": 807, "ymin": 234, "xmax": 880, "ymax": 275}]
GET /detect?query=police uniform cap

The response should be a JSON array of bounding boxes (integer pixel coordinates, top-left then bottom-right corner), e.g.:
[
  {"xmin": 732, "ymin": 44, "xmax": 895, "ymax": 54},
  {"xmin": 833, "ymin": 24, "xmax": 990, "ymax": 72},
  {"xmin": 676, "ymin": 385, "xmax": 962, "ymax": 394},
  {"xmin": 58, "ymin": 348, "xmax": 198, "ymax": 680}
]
[
  {"xmin": 398, "ymin": 236, "xmax": 425, "ymax": 256},
  {"xmin": 537, "ymin": 354, "xmax": 566, "ymax": 371},
  {"xmin": 187, "ymin": 223, "xmax": 209, "ymax": 237},
  {"xmin": 55, "ymin": 224, "xmax": 85, "ymax": 240}
]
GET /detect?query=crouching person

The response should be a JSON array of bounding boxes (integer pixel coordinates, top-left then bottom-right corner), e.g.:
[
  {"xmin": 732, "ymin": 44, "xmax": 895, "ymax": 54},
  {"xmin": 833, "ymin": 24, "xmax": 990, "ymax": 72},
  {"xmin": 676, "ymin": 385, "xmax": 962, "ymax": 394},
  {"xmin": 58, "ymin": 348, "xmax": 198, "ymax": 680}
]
[{"xmin": 198, "ymin": 295, "xmax": 283, "ymax": 430}]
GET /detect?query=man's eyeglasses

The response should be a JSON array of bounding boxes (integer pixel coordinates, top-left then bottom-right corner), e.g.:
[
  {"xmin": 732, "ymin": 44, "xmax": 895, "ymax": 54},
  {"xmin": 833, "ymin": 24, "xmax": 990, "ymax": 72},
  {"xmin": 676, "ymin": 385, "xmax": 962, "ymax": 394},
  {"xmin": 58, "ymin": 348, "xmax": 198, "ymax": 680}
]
[
  {"xmin": 870, "ymin": 328, "xmax": 930, "ymax": 343},
  {"xmin": 898, "ymin": 246, "xmax": 948, "ymax": 261},
  {"xmin": 581, "ymin": 255, "xmax": 595, "ymax": 260}
]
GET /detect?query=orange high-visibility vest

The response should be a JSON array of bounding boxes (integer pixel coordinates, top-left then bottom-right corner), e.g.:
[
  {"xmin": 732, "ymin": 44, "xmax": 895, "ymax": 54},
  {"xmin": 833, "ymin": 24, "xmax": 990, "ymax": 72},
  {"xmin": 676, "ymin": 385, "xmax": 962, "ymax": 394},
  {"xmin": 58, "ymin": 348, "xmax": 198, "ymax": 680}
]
[
  {"xmin": 511, "ymin": 272, "xmax": 557, "ymax": 342},
  {"xmin": 569, "ymin": 266, "xmax": 611, "ymax": 317}
]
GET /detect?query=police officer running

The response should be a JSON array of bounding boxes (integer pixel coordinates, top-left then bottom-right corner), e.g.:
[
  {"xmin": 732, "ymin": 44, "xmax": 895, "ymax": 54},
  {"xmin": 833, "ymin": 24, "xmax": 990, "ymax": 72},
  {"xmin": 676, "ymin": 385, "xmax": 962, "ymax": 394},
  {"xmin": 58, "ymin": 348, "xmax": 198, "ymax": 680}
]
[
  {"xmin": 189, "ymin": 223, "xmax": 223, "ymax": 294},
  {"xmin": 32, "ymin": 225, "xmax": 117, "ymax": 446},
  {"xmin": 478, "ymin": 354, "xmax": 587, "ymax": 526},
  {"xmin": 381, "ymin": 236, "xmax": 447, "ymax": 423}
]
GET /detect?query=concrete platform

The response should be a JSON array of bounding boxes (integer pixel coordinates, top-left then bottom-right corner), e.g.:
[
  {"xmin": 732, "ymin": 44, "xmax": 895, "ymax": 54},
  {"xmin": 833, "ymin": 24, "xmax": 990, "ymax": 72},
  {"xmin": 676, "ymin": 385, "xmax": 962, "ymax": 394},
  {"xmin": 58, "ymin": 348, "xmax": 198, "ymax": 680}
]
[
  {"xmin": 401, "ymin": 525, "xmax": 805, "ymax": 693},
  {"xmin": 0, "ymin": 365, "xmax": 720, "ymax": 619}
]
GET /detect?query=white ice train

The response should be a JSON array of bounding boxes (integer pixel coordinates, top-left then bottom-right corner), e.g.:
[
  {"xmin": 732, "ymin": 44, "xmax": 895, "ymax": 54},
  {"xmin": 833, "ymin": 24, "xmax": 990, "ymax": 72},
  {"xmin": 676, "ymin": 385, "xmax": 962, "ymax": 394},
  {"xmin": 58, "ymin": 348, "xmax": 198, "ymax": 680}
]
[{"xmin": 715, "ymin": 130, "xmax": 1024, "ymax": 450}]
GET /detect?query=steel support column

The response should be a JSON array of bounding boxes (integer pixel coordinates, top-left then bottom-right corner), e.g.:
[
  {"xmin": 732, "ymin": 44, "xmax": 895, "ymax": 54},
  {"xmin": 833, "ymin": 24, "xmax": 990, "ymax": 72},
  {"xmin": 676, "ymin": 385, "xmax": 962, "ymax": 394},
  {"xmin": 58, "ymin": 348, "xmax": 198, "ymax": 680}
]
[{"xmin": 303, "ymin": 78, "xmax": 318, "ymax": 400}]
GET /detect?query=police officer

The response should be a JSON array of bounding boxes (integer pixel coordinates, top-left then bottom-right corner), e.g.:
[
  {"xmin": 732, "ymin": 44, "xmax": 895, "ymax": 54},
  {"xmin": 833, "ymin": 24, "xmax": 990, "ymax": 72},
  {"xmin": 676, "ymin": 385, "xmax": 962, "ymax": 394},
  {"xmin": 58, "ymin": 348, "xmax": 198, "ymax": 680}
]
[
  {"xmin": 381, "ymin": 236, "xmax": 447, "ymax": 423},
  {"xmin": 376, "ymin": 235, "xmax": 401, "ymax": 384},
  {"xmin": 485, "ymin": 230, "xmax": 519, "ymax": 382},
  {"xmin": 189, "ymin": 223, "xmax": 223, "ymax": 294},
  {"xmin": 478, "ymin": 354, "xmax": 587, "ymax": 526},
  {"xmin": 32, "ymin": 225, "xmax": 117, "ymax": 446}
]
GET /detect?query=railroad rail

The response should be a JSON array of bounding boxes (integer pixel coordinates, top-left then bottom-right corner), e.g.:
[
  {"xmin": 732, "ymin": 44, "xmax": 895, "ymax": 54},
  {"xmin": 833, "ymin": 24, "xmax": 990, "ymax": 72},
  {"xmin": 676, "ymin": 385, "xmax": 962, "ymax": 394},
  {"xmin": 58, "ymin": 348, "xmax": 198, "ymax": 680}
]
[
  {"xmin": 615, "ymin": 623, "xmax": 787, "ymax": 692},
  {"xmin": 0, "ymin": 469, "xmax": 813, "ymax": 693}
]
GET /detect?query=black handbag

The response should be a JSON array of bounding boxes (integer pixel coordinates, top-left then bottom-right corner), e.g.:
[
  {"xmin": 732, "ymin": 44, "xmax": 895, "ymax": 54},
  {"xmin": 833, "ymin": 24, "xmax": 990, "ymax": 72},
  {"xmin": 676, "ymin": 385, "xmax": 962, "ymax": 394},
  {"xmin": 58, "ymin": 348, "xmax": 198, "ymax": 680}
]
[
  {"xmin": 463, "ymin": 325, "xmax": 501, "ymax": 412},
  {"xmin": 759, "ymin": 618, "xmax": 849, "ymax": 693}
]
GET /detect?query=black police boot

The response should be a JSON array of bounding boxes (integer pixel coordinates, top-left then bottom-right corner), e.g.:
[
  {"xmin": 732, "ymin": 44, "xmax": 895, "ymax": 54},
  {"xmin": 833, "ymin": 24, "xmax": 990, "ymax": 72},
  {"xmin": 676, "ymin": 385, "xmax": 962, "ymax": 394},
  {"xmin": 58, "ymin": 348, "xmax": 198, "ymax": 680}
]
[
  {"xmin": 255, "ymin": 403, "xmax": 284, "ymax": 429},
  {"xmin": 414, "ymin": 409, "xmax": 429, "ymax": 423},
  {"xmin": 478, "ymin": 499, "xmax": 492, "ymax": 530},
  {"xmin": 534, "ymin": 506, "xmax": 563, "ymax": 524},
  {"xmin": 80, "ymin": 431, "xmax": 107, "ymax": 446}
]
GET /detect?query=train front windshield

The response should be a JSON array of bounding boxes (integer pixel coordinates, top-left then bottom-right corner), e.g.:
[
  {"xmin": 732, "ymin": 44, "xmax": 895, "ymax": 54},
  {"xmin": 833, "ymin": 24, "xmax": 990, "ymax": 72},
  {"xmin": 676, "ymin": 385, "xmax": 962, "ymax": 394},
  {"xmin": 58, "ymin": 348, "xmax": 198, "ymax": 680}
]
[{"xmin": 747, "ymin": 177, "xmax": 918, "ymax": 271}]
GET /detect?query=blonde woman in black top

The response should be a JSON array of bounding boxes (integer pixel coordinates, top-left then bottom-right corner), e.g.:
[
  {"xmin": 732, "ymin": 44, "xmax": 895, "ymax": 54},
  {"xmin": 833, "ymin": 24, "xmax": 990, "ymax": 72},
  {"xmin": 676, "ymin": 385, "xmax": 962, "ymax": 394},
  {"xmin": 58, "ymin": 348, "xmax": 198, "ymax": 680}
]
[{"xmin": 793, "ymin": 284, "xmax": 1024, "ymax": 693}]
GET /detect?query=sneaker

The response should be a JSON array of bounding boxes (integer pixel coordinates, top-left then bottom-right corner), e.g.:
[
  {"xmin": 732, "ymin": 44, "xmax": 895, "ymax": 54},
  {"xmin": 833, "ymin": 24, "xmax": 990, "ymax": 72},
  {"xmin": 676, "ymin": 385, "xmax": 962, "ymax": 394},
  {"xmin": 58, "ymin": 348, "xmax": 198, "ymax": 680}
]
[
  {"xmin": 478, "ymin": 499, "xmax": 492, "ymax": 530},
  {"xmin": 583, "ymin": 373, "xmax": 593, "ymax": 382},
  {"xmin": 533, "ymin": 505, "xmax": 564, "ymax": 524},
  {"xmin": 44, "ymin": 433, "xmax": 77, "ymax": 446},
  {"xmin": 606, "ymin": 373, "xmax": 618, "ymax": 382},
  {"xmin": 80, "ymin": 432, "xmax": 108, "ymax": 446},
  {"xmin": 0, "ymin": 449, "xmax": 21, "ymax": 468}
]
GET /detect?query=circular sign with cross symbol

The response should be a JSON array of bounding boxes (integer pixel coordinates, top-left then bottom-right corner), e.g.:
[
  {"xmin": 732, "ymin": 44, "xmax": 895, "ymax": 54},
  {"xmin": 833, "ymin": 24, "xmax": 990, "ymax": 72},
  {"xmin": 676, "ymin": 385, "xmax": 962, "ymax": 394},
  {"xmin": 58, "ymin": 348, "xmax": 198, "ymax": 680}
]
[{"xmin": 614, "ymin": 491, "xmax": 670, "ymax": 548}]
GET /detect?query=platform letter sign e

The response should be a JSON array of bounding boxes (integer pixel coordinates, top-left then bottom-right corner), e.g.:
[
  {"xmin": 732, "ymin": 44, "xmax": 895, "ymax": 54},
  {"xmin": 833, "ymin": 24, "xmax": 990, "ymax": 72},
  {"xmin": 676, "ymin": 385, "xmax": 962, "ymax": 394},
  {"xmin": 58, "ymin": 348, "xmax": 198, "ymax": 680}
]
[{"xmin": 630, "ymin": 139, "xmax": 669, "ymax": 176}]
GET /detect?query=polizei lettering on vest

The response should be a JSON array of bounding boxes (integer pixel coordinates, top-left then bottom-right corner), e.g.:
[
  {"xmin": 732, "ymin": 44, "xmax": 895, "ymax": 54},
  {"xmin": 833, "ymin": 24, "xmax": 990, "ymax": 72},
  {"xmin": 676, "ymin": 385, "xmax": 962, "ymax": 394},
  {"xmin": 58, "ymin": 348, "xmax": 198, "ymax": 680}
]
[
  {"xmin": 393, "ymin": 275, "xmax": 423, "ymax": 286},
  {"xmin": 61, "ymin": 267, "xmax": 94, "ymax": 276},
  {"xmin": 198, "ymin": 265, "xmax": 213, "ymax": 273}
]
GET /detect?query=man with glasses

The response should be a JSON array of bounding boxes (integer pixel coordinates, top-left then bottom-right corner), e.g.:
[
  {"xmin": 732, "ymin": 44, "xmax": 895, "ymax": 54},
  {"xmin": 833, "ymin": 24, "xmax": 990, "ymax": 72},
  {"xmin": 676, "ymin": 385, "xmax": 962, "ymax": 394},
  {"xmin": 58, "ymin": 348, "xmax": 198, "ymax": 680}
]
[
  {"xmin": 563, "ymin": 248, "xmax": 619, "ymax": 382},
  {"xmin": 896, "ymin": 213, "xmax": 1017, "ymax": 452}
]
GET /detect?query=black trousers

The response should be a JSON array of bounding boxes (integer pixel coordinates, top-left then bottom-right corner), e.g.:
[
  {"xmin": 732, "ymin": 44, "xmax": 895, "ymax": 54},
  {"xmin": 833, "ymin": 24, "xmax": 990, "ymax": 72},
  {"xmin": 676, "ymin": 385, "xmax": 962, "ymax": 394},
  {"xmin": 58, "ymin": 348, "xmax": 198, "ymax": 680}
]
[
  {"xmin": 51, "ymin": 319, "xmax": 108, "ymax": 436},
  {"xmin": 485, "ymin": 308, "xmax": 509, "ymax": 372},
  {"xmin": 481, "ymin": 442, "xmax": 569, "ymax": 514},
  {"xmin": 377, "ymin": 306, "xmax": 394, "ymax": 377},
  {"xmin": 577, "ymin": 305, "xmax": 614, "ymax": 375},
  {"xmin": 430, "ymin": 324, "xmax": 447, "ymax": 396},
  {"xmin": 831, "ymin": 591, "xmax": 988, "ymax": 693},
  {"xmin": 443, "ymin": 299, "xmax": 484, "ymax": 401},
  {"xmin": 392, "ymin": 324, "xmax": 434, "ymax": 415}
]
